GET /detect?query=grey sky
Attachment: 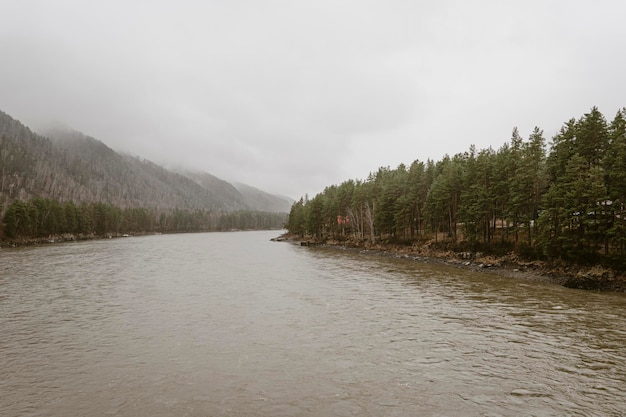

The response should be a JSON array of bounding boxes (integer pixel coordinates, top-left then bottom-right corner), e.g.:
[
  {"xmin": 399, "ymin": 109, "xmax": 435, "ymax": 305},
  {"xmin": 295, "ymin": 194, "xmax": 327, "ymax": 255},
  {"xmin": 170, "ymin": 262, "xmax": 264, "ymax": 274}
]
[{"xmin": 1, "ymin": 1, "xmax": 625, "ymax": 199}]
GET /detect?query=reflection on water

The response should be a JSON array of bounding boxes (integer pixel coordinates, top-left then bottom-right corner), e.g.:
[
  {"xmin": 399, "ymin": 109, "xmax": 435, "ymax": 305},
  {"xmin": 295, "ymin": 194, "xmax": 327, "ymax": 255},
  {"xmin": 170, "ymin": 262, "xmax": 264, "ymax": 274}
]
[{"xmin": 2, "ymin": 231, "xmax": 626, "ymax": 416}]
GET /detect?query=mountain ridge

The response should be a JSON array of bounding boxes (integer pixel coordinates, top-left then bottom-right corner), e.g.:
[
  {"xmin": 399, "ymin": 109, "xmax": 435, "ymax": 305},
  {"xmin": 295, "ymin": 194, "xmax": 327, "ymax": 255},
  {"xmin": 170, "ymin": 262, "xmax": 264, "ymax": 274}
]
[{"xmin": 0, "ymin": 109, "xmax": 293, "ymax": 214}]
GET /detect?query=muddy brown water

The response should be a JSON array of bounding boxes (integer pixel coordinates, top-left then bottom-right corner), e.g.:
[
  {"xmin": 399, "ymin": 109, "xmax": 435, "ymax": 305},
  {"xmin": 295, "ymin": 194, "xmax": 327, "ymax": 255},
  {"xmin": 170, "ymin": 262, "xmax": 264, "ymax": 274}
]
[{"xmin": 2, "ymin": 230, "xmax": 626, "ymax": 416}]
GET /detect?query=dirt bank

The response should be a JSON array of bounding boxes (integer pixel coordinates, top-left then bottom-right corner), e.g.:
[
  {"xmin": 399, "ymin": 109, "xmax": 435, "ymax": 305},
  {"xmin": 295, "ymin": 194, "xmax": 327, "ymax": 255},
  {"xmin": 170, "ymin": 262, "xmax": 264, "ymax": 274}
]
[{"xmin": 274, "ymin": 234, "xmax": 626, "ymax": 293}]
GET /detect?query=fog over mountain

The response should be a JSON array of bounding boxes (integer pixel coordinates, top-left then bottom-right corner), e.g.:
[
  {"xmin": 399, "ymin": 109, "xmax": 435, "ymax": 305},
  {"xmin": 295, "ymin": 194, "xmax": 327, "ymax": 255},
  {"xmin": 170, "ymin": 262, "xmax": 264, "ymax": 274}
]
[
  {"xmin": 2, "ymin": 1, "xmax": 626, "ymax": 198},
  {"xmin": 0, "ymin": 110, "xmax": 292, "ymax": 213}
]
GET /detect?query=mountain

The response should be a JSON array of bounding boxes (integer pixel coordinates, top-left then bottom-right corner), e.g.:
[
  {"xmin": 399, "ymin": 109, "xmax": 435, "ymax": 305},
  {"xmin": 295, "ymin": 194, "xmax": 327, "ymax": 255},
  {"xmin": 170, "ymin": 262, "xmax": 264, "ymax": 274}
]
[
  {"xmin": 176, "ymin": 171, "xmax": 294, "ymax": 214},
  {"xmin": 175, "ymin": 169, "xmax": 248, "ymax": 210},
  {"xmin": 0, "ymin": 110, "xmax": 292, "ymax": 213},
  {"xmin": 233, "ymin": 182, "xmax": 294, "ymax": 213}
]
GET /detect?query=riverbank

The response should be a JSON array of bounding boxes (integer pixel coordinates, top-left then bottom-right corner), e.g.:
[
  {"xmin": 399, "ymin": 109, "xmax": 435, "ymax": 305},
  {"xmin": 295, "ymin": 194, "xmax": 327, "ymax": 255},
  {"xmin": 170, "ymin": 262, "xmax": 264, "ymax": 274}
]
[
  {"xmin": 0, "ymin": 232, "xmax": 160, "ymax": 248},
  {"xmin": 274, "ymin": 234, "xmax": 626, "ymax": 293},
  {"xmin": 0, "ymin": 233, "xmax": 110, "ymax": 248},
  {"xmin": 1, "ymin": 228, "xmax": 285, "ymax": 249}
]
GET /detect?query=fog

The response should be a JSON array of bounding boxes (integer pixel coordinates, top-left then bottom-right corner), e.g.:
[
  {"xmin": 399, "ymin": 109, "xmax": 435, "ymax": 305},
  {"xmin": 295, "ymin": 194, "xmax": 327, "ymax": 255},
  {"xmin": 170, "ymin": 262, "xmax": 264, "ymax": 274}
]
[{"xmin": 1, "ymin": 1, "xmax": 625, "ymax": 198}]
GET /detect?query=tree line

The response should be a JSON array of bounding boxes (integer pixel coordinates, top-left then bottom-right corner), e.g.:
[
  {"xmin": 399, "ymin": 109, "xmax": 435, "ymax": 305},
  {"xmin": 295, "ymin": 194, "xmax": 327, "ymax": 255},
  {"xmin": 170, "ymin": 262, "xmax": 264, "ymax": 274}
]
[
  {"xmin": 287, "ymin": 107, "xmax": 626, "ymax": 269},
  {"xmin": 1, "ymin": 197, "xmax": 287, "ymax": 240}
]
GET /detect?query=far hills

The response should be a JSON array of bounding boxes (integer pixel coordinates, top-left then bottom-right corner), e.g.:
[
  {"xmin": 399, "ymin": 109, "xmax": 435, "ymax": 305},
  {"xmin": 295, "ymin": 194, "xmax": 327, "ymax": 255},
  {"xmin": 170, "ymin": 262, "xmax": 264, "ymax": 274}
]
[{"xmin": 0, "ymin": 110, "xmax": 293, "ymax": 214}]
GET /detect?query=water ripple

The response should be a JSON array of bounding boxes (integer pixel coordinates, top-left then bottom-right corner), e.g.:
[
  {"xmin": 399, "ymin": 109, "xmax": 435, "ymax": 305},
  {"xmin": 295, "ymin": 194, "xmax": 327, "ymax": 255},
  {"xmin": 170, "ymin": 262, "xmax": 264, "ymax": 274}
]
[{"xmin": 2, "ymin": 232, "xmax": 626, "ymax": 416}]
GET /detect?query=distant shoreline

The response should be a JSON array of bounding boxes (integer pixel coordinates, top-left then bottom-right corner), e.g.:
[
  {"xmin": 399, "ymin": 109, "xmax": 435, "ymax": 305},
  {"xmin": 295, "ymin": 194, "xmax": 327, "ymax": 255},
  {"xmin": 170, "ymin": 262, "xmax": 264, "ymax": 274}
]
[
  {"xmin": 0, "ymin": 228, "xmax": 285, "ymax": 249},
  {"xmin": 274, "ymin": 234, "xmax": 626, "ymax": 293},
  {"xmin": 0, "ymin": 232, "xmax": 149, "ymax": 248}
]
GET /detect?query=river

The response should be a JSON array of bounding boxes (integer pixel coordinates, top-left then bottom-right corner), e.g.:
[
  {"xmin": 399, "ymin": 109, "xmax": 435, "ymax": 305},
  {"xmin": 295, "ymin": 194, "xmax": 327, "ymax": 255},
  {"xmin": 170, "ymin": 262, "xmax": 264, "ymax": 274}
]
[{"xmin": 2, "ymin": 230, "xmax": 626, "ymax": 416}]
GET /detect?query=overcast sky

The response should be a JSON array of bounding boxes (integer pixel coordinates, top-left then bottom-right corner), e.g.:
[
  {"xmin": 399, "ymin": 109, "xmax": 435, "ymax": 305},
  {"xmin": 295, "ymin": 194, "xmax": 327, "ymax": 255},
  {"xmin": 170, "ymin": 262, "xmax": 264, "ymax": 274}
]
[{"xmin": 2, "ymin": 1, "xmax": 625, "ymax": 199}]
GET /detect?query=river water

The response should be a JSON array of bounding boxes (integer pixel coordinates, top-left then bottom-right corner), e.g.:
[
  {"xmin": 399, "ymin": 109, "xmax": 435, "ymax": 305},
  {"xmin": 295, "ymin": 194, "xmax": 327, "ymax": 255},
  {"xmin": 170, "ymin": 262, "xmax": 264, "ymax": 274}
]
[{"xmin": 2, "ymin": 230, "xmax": 626, "ymax": 416}]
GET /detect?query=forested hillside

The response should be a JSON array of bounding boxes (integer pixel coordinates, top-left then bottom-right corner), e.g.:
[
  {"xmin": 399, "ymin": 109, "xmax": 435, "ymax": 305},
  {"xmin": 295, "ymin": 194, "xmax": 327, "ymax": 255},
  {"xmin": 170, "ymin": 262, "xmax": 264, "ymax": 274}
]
[
  {"xmin": 287, "ymin": 107, "xmax": 626, "ymax": 269},
  {"xmin": 0, "ymin": 110, "xmax": 290, "ymax": 241},
  {"xmin": 180, "ymin": 171, "xmax": 293, "ymax": 213},
  {"xmin": 233, "ymin": 182, "xmax": 294, "ymax": 213},
  {"xmin": 0, "ymin": 110, "xmax": 291, "ymax": 214}
]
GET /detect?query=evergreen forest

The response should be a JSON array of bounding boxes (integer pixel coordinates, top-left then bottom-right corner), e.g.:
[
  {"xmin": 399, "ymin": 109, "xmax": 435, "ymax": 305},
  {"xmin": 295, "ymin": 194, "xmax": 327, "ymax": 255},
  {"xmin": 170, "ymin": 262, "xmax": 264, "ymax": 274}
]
[
  {"xmin": 0, "ymin": 109, "xmax": 290, "ymax": 242},
  {"xmin": 286, "ymin": 107, "xmax": 626, "ymax": 270},
  {"xmin": 2, "ymin": 197, "xmax": 287, "ymax": 241}
]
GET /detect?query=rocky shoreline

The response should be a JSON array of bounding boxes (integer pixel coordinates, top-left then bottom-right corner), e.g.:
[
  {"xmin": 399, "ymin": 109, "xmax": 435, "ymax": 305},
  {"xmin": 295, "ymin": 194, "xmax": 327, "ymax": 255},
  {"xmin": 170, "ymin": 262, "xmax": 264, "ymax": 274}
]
[
  {"xmin": 273, "ymin": 234, "xmax": 626, "ymax": 293},
  {"xmin": 0, "ymin": 232, "xmax": 142, "ymax": 248}
]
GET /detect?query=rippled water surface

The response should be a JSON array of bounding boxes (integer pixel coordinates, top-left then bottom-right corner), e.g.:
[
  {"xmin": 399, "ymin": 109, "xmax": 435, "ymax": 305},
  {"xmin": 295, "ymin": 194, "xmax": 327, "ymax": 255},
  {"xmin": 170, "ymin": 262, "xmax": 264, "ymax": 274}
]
[{"xmin": 2, "ymin": 231, "xmax": 626, "ymax": 416}]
